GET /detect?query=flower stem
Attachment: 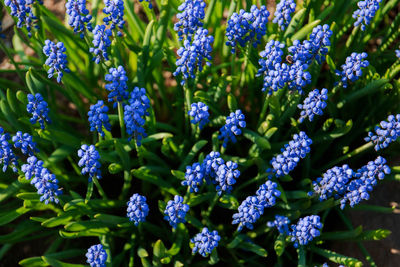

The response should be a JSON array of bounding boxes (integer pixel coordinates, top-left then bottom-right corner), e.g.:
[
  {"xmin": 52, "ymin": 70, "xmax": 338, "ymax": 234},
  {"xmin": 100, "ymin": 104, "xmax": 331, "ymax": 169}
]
[
  {"xmin": 85, "ymin": 181, "xmax": 94, "ymax": 204},
  {"xmin": 117, "ymin": 102, "xmax": 125, "ymax": 138},
  {"xmin": 93, "ymin": 177, "xmax": 108, "ymax": 200}
]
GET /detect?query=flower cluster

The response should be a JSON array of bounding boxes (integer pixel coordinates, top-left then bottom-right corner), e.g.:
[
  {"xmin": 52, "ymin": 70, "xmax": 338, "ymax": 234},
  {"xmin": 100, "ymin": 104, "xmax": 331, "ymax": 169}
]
[
  {"xmin": 127, "ymin": 193, "xmax": 149, "ymax": 226},
  {"xmin": 12, "ymin": 131, "xmax": 39, "ymax": 156},
  {"xmin": 287, "ymin": 60, "xmax": 311, "ymax": 94},
  {"xmin": 21, "ymin": 156, "xmax": 62, "ymax": 204},
  {"xmin": 124, "ymin": 87, "xmax": 150, "ymax": 145},
  {"xmin": 191, "ymin": 227, "xmax": 220, "ymax": 257},
  {"xmin": 256, "ymin": 180, "xmax": 281, "ymax": 208},
  {"xmin": 311, "ymin": 164, "xmax": 354, "ymax": 201},
  {"xmin": 189, "ymin": 102, "xmax": 209, "ymax": 129},
  {"xmin": 218, "ymin": 109, "xmax": 246, "ymax": 147},
  {"xmin": 215, "ymin": 161, "xmax": 240, "ymax": 195},
  {"xmin": 164, "ymin": 195, "xmax": 190, "ymax": 228},
  {"xmin": 174, "ymin": 0, "xmax": 206, "ymax": 41},
  {"xmin": 27, "ymin": 93, "xmax": 51, "ymax": 129},
  {"xmin": 273, "ymin": 0, "xmax": 296, "ymax": 30},
  {"xmin": 88, "ymin": 100, "xmax": 111, "ymax": 137},
  {"xmin": 267, "ymin": 215, "xmax": 290, "ymax": 234},
  {"xmin": 65, "ymin": 0, "xmax": 93, "ymax": 38},
  {"xmin": 90, "ymin": 25, "xmax": 112, "ymax": 64},
  {"xmin": 270, "ymin": 131, "xmax": 312, "ymax": 177},
  {"xmin": 365, "ymin": 114, "xmax": 400, "ymax": 151},
  {"xmin": 289, "ymin": 215, "xmax": 323, "ymax": 248},
  {"xmin": 43, "ymin": 40, "xmax": 70, "ymax": 83},
  {"xmin": 202, "ymin": 151, "xmax": 224, "ymax": 180},
  {"xmin": 225, "ymin": 5, "xmax": 270, "ymax": 54},
  {"xmin": 4, "ymin": 0, "xmax": 38, "ymax": 37},
  {"xmin": 77, "ymin": 144, "xmax": 102, "ymax": 181},
  {"xmin": 352, "ymin": 0, "xmax": 382, "ymax": 31},
  {"xmin": 298, "ymin": 88, "xmax": 328, "ymax": 123},
  {"xmin": 182, "ymin": 162, "xmax": 204, "ymax": 192},
  {"xmin": 103, "ymin": 0, "xmax": 125, "ymax": 35},
  {"xmin": 336, "ymin": 52, "xmax": 369, "ymax": 88},
  {"xmin": 104, "ymin": 66, "xmax": 129, "ymax": 107},
  {"xmin": 174, "ymin": 28, "xmax": 214, "ymax": 85},
  {"xmin": 86, "ymin": 244, "xmax": 107, "ymax": 267},
  {"xmin": 0, "ymin": 128, "xmax": 18, "ymax": 172}
]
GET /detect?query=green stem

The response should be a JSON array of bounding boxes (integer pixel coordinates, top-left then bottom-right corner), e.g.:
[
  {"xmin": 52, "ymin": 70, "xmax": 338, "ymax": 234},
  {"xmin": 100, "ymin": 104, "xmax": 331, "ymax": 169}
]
[
  {"xmin": 93, "ymin": 177, "xmax": 108, "ymax": 199},
  {"xmin": 257, "ymin": 94, "xmax": 269, "ymax": 127},
  {"xmin": 297, "ymin": 246, "xmax": 306, "ymax": 267},
  {"xmin": 134, "ymin": 138, "xmax": 144, "ymax": 166},
  {"xmin": 121, "ymin": 170, "xmax": 132, "ymax": 200},
  {"xmin": 205, "ymin": 193, "xmax": 219, "ymax": 220},
  {"xmin": 0, "ymin": 42, "xmax": 24, "ymax": 82},
  {"xmin": 85, "ymin": 181, "xmax": 94, "ymax": 204},
  {"xmin": 239, "ymin": 43, "xmax": 251, "ymax": 89},
  {"xmin": 100, "ymin": 235, "xmax": 112, "ymax": 265},
  {"xmin": 321, "ymin": 142, "xmax": 373, "ymax": 170},
  {"xmin": 118, "ymin": 102, "xmax": 125, "ymax": 138},
  {"xmin": 183, "ymin": 83, "xmax": 192, "ymax": 135}
]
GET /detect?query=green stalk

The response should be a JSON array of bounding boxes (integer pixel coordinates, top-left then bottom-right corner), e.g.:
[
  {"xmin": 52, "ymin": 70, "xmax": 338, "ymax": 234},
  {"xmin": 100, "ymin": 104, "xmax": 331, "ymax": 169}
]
[
  {"xmin": 85, "ymin": 181, "xmax": 94, "ymax": 204},
  {"xmin": 321, "ymin": 142, "xmax": 373, "ymax": 170},
  {"xmin": 118, "ymin": 102, "xmax": 125, "ymax": 138},
  {"xmin": 205, "ymin": 193, "xmax": 219, "ymax": 220},
  {"xmin": 183, "ymin": 83, "xmax": 192, "ymax": 135},
  {"xmin": 93, "ymin": 177, "xmax": 108, "ymax": 199},
  {"xmin": 0, "ymin": 42, "xmax": 24, "ymax": 82},
  {"xmin": 121, "ymin": 170, "xmax": 133, "ymax": 200},
  {"xmin": 257, "ymin": 94, "xmax": 270, "ymax": 127}
]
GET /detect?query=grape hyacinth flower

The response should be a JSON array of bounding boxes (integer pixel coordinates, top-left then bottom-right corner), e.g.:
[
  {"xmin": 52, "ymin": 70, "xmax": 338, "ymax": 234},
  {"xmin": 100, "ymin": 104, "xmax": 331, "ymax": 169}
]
[
  {"xmin": 174, "ymin": 0, "xmax": 206, "ymax": 40},
  {"xmin": 256, "ymin": 180, "xmax": 281, "ymax": 208},
  {"xmin": 298, "ymin": 88, "xmax": 328, "ymax": 123},
  {"xmin": 124, "ymin": 87, "xmax": 150, "ymax": 145},
  {"xmin": 336, "ymin": 52, "xmax": 369, "ymax": 88},
  {"xmin": 202, "ymin": 151, "xmax": 224, "ymax": 180},
  {"xmin": 189, "ymin": 102, "xmax": 209, "ymax": 129},
  {"xmin": 365, "ymin": 114, "xmax": 400, "ymax": 151},
  {"xmin": 270, "ymin": 131, "xmax": 312, "ymax": 177},
  {"xmin": 138, "ymin": 0, "xmax": 152, "ymax": 9},
  {"xmin": 90, "ymin": 25, "xmax": 112, "ymax": 64},
  {"xmin": 396, "ymin": 47, "xmax": 400, "ymax": 58},
  {"xmin": 225, "ymin": 5, "xmax": 270, "ymax": 54},
  {"xmin": 163, "ymin": 195, "xmax": 190, "ymax": 228},
  {"xmin": 0, "ymin": 128, "xmax": 18, "ymax": 172},
  {"xmin": 267, "ymin": 215, "xmax": 290, "ymax": 234},
  {"xmin": 273, "ymin": 0, "xmax": 296, "ymax": 30},
  {"xmin": 4, "ymin": 0, "xmax": 38, "ymax": 37},
  {"xmin": 289, "ymin": 215, "xmax": 323, "ymax": 248},
  {"xmin": 182, "ymin": 162, "xmax": 204, "ymax": 193},
  {"xmin": 77, "ymin": 144, "xmax": 102, "ymax": 181},
  {"xmin": 288, "ymin": 40, "xmax": 311, "ymax": 64},
  {"xmin": 104, "ymin": 65, "xmax": 129, "ymax": 107},
  {"xmin": 352, "ymin": 0, "xmax": 382, "ymax": 31},
  {"xmin": 191, "ymin": 227, "xmax": 220, "ymax": 257},
  {"xmin": 311, "ymin": 164, "xmax": 354, "ymax": 201},
  {"xmin": 127, "ymin": 193, "xmax": 149, "ymax": 226},
  {"xmin": 174, "ymin": 27, "xmax": 214, "ymax": 85},
  {"xmin": 21, "ymin": 156, "xmax": 62, "ymax": 204},
  {"xmin": 287, "ymin": 60, "xmax": 311, "ymax": 94},
  {"xmin": 218, "ymin": 109, "xmax": 246, "ymax": 147},
  {"xmin": 215, "ymin": 161, "xmax": 240, "ymax": 195},
  {"xmin": 0, "ymin": 22, "xmax": 5, "ymax": 38},
  {"xmin": 12, "ymin": 131, "xmax": 39, "ymax": 156},
  {"xmin": 307, "ymin": 24, "xmax": 333, "ymax": 64},
  {"xmin": 27, "ymin": 93, "xmax": 51, "ymax": 129},
  {"xmin": 103, "ymin": 0, "xmax": 125, "ymax": 35},
  {"xmin": 88, "ymin": 100, "xmax": 111, "ymax": 137},
  {"xmin": 232, "ymin": 196, "xmax": 264, "ymax": 231},
  {"xmin": 86, "ymin": 244, "xmax": 107, "ymax": 267},
  {"xmin": 65, "ymin": 0, "xmax": 93, "ymax": 38},
  {"xmin": 43, "ymin": 40, "xmax": 70, "ymax": 83}
]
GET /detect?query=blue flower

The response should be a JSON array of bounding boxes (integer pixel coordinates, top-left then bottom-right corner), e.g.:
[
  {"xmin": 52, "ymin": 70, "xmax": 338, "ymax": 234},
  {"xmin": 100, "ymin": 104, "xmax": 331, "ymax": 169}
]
[
  {"xmin": 202, "ymin": 151, "xmax": 224, "ymax": 180},
  {"xmin": 288, "ymin": 40, "xmax": 311, "ymax": 64},
  {"xmin": 163, "ymin": 195, "xmax": 190, "ymax": 228},
  {"xmin": 65, "ymin": 0, "xmax": 93, "ymax": 38},
  {"xmin": 77, "ymin": 144, "xmax": 101, "ymax": 181},
  {"xmin": 104, "ymin": 65, "xmax": 129, "ymax": 107},
  {"xmin": 138, "ymin": 0, "xmax": 152, "ymax": 9},
  {"xmin": 232, "ymin": 196, "xmax": 264, "ymax": 231},
  {"xmin": 365, "ymin": 114, "xmax": 400, "ymax": 151},
  {"xmin": 0, "ymin": 22, "xmax": 5, "ymax": 38},
  {"xmin": 182, "ymin": 162, "xmax": 204, "ymax": 193},
  {"xmin": 307, "ymin": 24, "xmax": 332, "ymax": 64},
  {"xmin": 86, "ymin": 244, "xmax": 107, "ymax": 267},
  {"xmin": 27, "ymin": 93, "xmax": 51, "ymax": 129},
  {"xmin": 225, "ymin": 5, "xmax": 270, "ymax": 53},
  {"xmin": 289, "ymin": 215, "xmax": 322, "ymax": 248},
  {"xmin": 90, "ymin": 25, "xmax": 112, "ymax": 64},
  {"xmin": 267, "ymin": 215, "xmax": 290, "ymax": 234},
  {"xmin": 127, "ymin": 193, "xmax": 149, "ymax": 226},
  {"xmin": 103, "ymin": 0, "xmax": 125, "ymax": 35},
  {"xmin": 396, "ymin": 48, "xmax": 400, "ymax": 58},
  {"xmin": 4, "ymin": 0, "xmax": 39, "ymax": 37},
  {"xmin": 257, "ymin": 40, "xmax": 285, "ymax": 71},
  {"xmin": 270, "ymin": 131, "xmax": 312, "ymax": 177},
  {"xmin": 273, "ymin": 0, "xmax": 296, "ymax": 30},
  {"xmin": 218, "ymin": 109, "xmax": 246, "ymax": 147},
  {"xmin": 174, "ymin": 27, "xmax": 214, "ymax": 85},
  {"xmin": 336, "ymin": 52, "xmax": 369, "ymax": 88},
  {"xmin": 189, "ymin": 102, "xmax": 209, "ymax": 129},
  {"xmin": 21, "ymin": 156, "xmax": 62, "ymax": 204},
  {"xmin": 12, "ymin": 131, "xmax": 39, "ymax": 156},
  {"xmin": 191, "ymin": 227, "xmax": 220, "ymax": 257},
  {"xmin": 287, "ymin": 60, "xmax": 311, "ymax": 94},
  {"xmin": 215, "ymin": 161, "xmax": 240, "ymax": 195},
  {"xmin": 256, "ymin": 180, "xmax": 281, "ymax": 208},
  {"xmin": 352, "ymin": 0, "xmax": 382, "ymax": 31},
  {"xmin": 43, "ymin": 40, "xmax": 70, "ymax": 83},
  {"xmin": 88, "ymin": 100, "xmax": 111, "ymax": 137},
  {"xmin": 298, "ymin": 88, "xmax": 328, "ymax": 123},
  {"xmin": 0, "ymin": 128, "xmax": 18, "ymax": 172},
  {"xmin": 124, "ymin": 87, "xmax": 150, "ymax": 145},
  {"xmin": 311, "ymin": 164, "xmax": 354, "ymax": 201},
  {"xmin": 174, "ymin": 0, "xmax": 206, "ymax": 41}
]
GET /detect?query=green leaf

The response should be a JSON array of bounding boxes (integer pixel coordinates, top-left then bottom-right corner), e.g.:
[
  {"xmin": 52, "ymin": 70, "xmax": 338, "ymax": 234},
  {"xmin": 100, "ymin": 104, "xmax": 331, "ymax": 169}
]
[
  {"xmin": 132, "ymin": 167, "xmax": 179, "ymax": 195},
  {"xmin": 0, "ymin": 207, "xmax": 30, "ymax": 226},
  {"xmin": 284, "ymin": 8, "xmax": 306, "ymax": 38},
  {"xmin": 356, "ymin": 229, "xmax": 391, "ymax": 241},
  {"xmin": 0, "ymin": 180, "xmax": 22, "ymax": 202},
  {"xmin": 321, "ymin": 226, "xmax": 363, "ymax": 240},
  {"xmin": 171, "ymin": 170, "xmax": 185, "ymax": 180},
  {"xmin": 227, "ymin": 93, "xmax": 238, "ymax": 111},
  {"xmin": 274, "ymin": 235, "xmax": 285, "ymax": 256},
  {"xmin": 208, "ymin": 249, "xmax": 219, "ymax": 265},
  {"xmin": 108, "ymin": 163, "xmax": 123, "ymax": 174},
  {"xmin": 187, "ymin": 192, "xmax": 215, "ymax": 206},
  {"xmin": 41, "ymin": 256, "xmax": 85, "ymax": 267},
  {"xmin": 26, "ymin": 68, "xmax": 46, "ymax": 94},
  {"xmin": 178, "ymin": 140, "xmax": 208, "ymax": 170},
  {"xmin": 64, "ymin": 221, "xmax": 111, "ymax": 232},
  {"xmin": 291, "ymin": 20, "xmax": 321, "ymax": 42},
  {"xmin": 6, "ymin": 88, "xmax": 19, "ymax": 113},
  {"xmin": 138, "ymin": 247, "xmax": 149, "ymax": 258},
  {"xmin": 227, "ymin": 234, "xmax": 246, "ymax": 248},
  {"xmin": 17, "ymin": 192, "xmax": 40, "ymax": 201},
  {"xmin": 141, "ymin": 132, "xmax": 173, "ymax": 144},
  {"xmin": 94, "ymin": 213, "xmax": 129, "ymax": 225},
  {"xmin": 153, "ymin": 239, "xmax": 166, "ymax": 258},
  {"xmin": 238, "ymin": 241, "xmax": 268, "ymax": 257},
  {"xmin": 242, "ymin": 129, "xmax": 271, "ymax": 150},
  {"xmin": 47, "ymin": 146, "xmax": 75, "ymax": 163},
  {"xmin": 310, "ymin": 247, "xmax": 362, "ymax": 267},
  {"xmin": 41, "ymin": 211, "xmax": 80, "ymax": 228},
  {"xmin": 218, "ymin": 194, "xmax": 239, "ymax": 210}
]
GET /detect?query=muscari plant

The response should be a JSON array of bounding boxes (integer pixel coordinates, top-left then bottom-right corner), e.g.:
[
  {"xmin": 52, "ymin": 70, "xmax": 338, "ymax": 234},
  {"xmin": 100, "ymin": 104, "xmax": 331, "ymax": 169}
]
[{"xmin": 0, "ymin": 0, "xmax": 399, "ymax": 266}]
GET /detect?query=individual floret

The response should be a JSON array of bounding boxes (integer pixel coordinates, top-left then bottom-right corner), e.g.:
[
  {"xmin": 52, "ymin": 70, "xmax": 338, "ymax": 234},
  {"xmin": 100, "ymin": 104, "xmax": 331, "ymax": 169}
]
[
  {"xmin": 189, "ymin": 102, "xmax": 209, "ymax": 129},
  {"xmin": 289, "ymin": 215, "xmax": 322, "ymax": 248},
  {"xmin": 256, "ymin": 180, "xmax": 281, "ymax": 208},
  {"xmin": 127, "ymin": 193, "xmax": 149, "ymax": 226},
  {"xmin": 365, "ymin": 114, "xmax": 400, "ymax": 151},
  {"xmin": 215, "ymin": 161, "xmax": 240, "ymax": 195},
  {"xmin": 191, "ymin": 227, "xmax": 220, "ymax": 257},
  {"xmin": 65, "ymin": 0, "xmax": 93, "ymax": 38},
  {"xmin": 267, "ymin": 215, "xmax": 290, "ymax": 234},
  {"xmin": 273, "ymin": 0, "xmax": 296, "ymax": 30},
  {"xmin": 88, "ymin": 100, "xmax": 111, "ymax": 137},
  {"xmin": 12, "ymin": 131, "xmax": 39, "ymax": 156},
  {"xmin": 174, "ymin": 0, "xmax": 206, "ymax": 40},
  {"xmin": 86, "ymin": 244, "xmax": 107, "ymax": 267},
  {"xmin": 27, "ymin": 93, "xmax": 51, "ymax": 129},
  {"xmin": 0, "ymin": 128, "xmax": 18, "ymax": 172},
  {"xmin": 218, "ymin": 109, "xmax": 246, "ymax": 147},
  {"xmin": 77, "ymin": 144, "xmax": 102, "ymax": 181},
  {"xmin": 182, "ymin": 162, "xmax": 204, "ymax": 193},
  {"xmin": 90, "ymin": 25, "xmax": 112, "ymax": 64},
  {"xmin": 352, "ymin": 0, "xmax": 382, "ymax": 31},
  {"xmin": 43, "ymin": 40, "xmax": 70, "ymax": 83},
  {"xmin": 103, "ymin": 0, "xmax": 125, "ymax": 35},
  {"xmin": 232, "ymin": 196, "xmax": 264, "ymax": 231},
  {"xmin": 163, "ymin": 195, "xmax": 190, "ymax": 228},
  {"xmin": 335, "ymin": 52, "xmax": 369, "ymax": 88},
  {"xmin": 298, "ymin": 88, "xmax": 328, "ymax": 123}
]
